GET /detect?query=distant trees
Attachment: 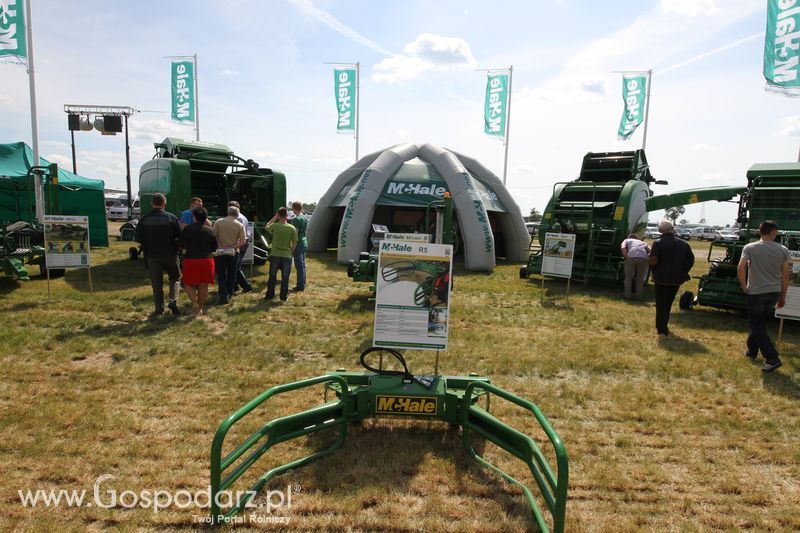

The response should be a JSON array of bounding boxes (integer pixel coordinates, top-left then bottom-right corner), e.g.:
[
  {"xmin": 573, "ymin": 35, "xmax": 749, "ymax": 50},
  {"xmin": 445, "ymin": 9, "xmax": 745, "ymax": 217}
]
[
  {"xmin": 529, "ymin": 207, "xmax": 542, "ymax": 222},
  {"xmin": 664, "ymin": 206, "xmax": 685, "ymax": 223}
]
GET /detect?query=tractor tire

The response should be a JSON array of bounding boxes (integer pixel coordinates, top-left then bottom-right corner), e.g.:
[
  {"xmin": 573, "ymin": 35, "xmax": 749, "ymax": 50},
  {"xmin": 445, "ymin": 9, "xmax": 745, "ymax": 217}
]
[
  {"xmin": 519, "ymin": 266, "xmax": 528, "ymax": 279},
  {"xmin": 128, "ymin": 247, "xmax": 139, "ymax": 260},
  {"xmin": 679, "ymin": 290, "xmax": 695, "ymax": 310}
]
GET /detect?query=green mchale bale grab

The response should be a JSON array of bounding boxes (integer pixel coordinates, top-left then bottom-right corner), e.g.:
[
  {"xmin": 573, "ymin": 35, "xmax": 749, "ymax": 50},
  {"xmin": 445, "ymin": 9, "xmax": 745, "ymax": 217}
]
[
  {"xmin": 646, "ymin": 162, "xmax": 800, "ymax": 312},
  {"xmin": 520, "ymin": 150, "xmax": 665, "ymax": 283}
]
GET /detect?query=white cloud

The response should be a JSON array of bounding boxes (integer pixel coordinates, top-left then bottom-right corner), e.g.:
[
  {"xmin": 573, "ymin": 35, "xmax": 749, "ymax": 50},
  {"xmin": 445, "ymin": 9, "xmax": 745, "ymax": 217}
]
[
  {"xmin": 691, "ymin": 143, "xmax": 722, "ymax": 151},
  {"xmin": 129, "ymin": 119, "xmax": 192, "ymax": 143},
  {"xmin": 661, "ymin": 0, "xmax": 718, "ymax": 16},
  {"xmin": 775, "ymin": 115, "xmax": 800, "ymax": 137},
  {"xmin": 219, "ymin": 69, "xmax": 240, "ymax": 77},
  {"xmin": 373, "ymin": 34, "xmax": 477, "ymax": 84}
]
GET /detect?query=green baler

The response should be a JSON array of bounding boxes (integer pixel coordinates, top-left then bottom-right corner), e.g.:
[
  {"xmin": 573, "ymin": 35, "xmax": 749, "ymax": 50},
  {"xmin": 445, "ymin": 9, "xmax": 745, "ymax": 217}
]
[
  {"xmin": 138, "ymin": 138, "xmax": 286, "ymax": 259},
  {"xmin": 520, "ymin": 150, "xmax": 665, "ymax": 282},
  {"xmin": 645, "ymin": 162, "xmax": 800, "ymax": 312}
]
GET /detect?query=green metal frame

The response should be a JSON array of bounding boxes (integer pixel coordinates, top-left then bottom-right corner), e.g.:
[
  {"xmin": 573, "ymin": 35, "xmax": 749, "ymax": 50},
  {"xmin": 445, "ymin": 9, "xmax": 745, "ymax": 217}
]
[{"xmin": 210, "ymin": 369, "xmax": 568, "ymax": 531}]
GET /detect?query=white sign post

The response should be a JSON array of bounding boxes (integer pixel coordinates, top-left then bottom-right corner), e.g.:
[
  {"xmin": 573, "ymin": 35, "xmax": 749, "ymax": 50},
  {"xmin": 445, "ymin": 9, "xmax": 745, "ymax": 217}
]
[
  {"xmin": 373, "ymin": 241, "xmax": 453, "ymax": 357},
  {"xmin": 43, "ymin": 215, "xmax": 92, "ymax": 300},
  {"xmin": 540, "ymin": 232, "xmax": 576, "ymax": 305},
  {"xmin": 241, "ymin": 222, "xmax": 255, "ymax": 278},
  {"xmin": 775, "ymin": 250, "xmax": 800, "ymax": 349}
]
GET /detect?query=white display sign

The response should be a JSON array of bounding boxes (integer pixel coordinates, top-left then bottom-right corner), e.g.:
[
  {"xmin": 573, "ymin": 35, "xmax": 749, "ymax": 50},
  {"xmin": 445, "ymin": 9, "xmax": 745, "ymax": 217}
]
[
  {"xmin": 241, "ymin": 222, "xmax": 255, "ymax": 265},
  {"xmin": 384, "ymin": 233, "xmax": 431, "ymax": 243},
  {"xmin": 373, "ymin": 241, "xmax": 453, "ymax": 350},
  {"xmin": 43, "ymin": 215, "xmax": 91, "ymax": 268},
  {"xmin": 776, "ymin": 250, "xmax": 800, "ymax": 320},
  {"xmin": 540, "ymin": 232, "xmax": 576, "ymax": 279}
]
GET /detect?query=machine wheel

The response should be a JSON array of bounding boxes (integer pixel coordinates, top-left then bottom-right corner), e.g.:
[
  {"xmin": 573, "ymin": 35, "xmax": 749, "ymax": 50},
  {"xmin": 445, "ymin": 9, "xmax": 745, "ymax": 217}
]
[
  {"xmin": 679, "ymin": 291, "xmax": 695, "ymax": 310},
  {"xmin": 128, "ymin": 247, "xmax": 139, "ymax": 260},
  {"xmin": 347, "ymin": 259, "xmax": 355, "ymax": 278},
  {"xmin": 519, "ymin": 266, "xmax": 528, "ymax": 279}
]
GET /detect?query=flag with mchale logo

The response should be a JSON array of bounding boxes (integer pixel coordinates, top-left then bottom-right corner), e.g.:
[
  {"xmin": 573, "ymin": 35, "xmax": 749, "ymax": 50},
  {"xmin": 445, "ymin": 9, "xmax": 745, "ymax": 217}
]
[
  {"xmin": 484, "ymin": 72, "xmax": 508, "ymax": 138},
  {"xmin": 0, "ymin": 0, "xmax": 27, "ymax": 64},
  {"xmin": 617, "ymin": 75, "xmax": 647, "ymax": 140},
  {"xmin": 763, "ymin": 0, "xmax": 800, "ymax": 97},
  {"xmin": 171, "ymin": 59, "xmax": 195, "ymax": 124},
  {"xmin": 334, "ymin": 68, "xmax": 356, "ymax": 132}
]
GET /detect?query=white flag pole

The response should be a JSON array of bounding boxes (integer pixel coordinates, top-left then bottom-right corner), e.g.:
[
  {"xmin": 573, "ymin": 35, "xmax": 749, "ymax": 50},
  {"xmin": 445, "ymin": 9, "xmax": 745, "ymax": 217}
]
[
  {"xmin": 24, "ymin": 0, "xmax": 44, "ymax": 223},
  {"xmin": 355, "ymin": 61, "xmax": 360, "ymax": 163},
  {"xmin": 194, "ymin": 53, "xmax": 200, "ymax": 141},
  {"xmin": 641, "ymin": 69, "xmax": 652, "ymax": 151},
  {"xmin": 502, "ymin": 65, "xmax": 513, "ymax": 186}
]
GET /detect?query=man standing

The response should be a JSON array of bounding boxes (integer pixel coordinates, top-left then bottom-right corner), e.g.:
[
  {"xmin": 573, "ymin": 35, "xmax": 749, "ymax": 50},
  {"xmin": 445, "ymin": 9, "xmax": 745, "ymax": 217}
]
[
  {"xmin": 180, "ymin": 197, "xmax": 203, "ymax": 229},
  {"xmin": 228, "ymin": 201, "xmax": 254, "ymax": 294},
  {"xmin": 135, "ymin": 193, "xmax": 182, "ymax": 316},
  {"xmin": 212, "ymin": 206, "xmax": 247, "ymax": 305},
  {"xmin": 289, "ymin": 201, "xmax": 309, "ymax": 292},
  {"xmin": 265, "ymin": 207, "xmax": 298, "ymax": 302},
  {"xmin": 737, "ymin": 220, "xmax": 790, "ymax": 372},
  {"xmin": 649, "ymin": 220, "xmax": 694, "ymax": 336},
  {"xmin": 621, "ymin": 233, "xmax": 650, "ymax": 300}
]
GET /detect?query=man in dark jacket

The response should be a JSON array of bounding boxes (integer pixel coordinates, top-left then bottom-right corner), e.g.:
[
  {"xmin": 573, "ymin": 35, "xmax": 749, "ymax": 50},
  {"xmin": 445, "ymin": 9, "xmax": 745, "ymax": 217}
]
[
  {"xmin": 135, "ymin": 193, "xmax": 182, "ymax": 316},
  {"xmin": 649, "ymin": 220, "xmax": 695, "ymax": 336}
]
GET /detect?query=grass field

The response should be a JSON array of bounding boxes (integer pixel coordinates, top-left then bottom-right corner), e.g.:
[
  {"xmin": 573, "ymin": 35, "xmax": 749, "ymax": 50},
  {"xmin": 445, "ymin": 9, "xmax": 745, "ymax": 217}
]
[{"xmin": 1, "ymin": 233, "xmax": 799, "ymax": 532}]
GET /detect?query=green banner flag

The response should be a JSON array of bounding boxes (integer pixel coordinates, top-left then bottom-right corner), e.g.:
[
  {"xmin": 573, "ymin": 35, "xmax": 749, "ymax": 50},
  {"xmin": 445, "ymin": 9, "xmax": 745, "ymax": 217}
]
[
  {"xmin": 484, "ymin": 72, "xmax": 509, "ymax": 138},
  {"xmin": 334, "ymin": 68, "xmax": 356, "ymax": 132},
  {"xmin": 0, "ymin": 0, "xmax": 27, "ymax": 63},
  {"xmin": 617, "ymin": 75, "xmax": 647, "ymax": 140},
  {"xmin": 763, "ymin": 0, "xmax": 800, "ymax": 96},
  {"xmin": 171, "ymin": 59, "xmax": 195, "ymax": 124}
]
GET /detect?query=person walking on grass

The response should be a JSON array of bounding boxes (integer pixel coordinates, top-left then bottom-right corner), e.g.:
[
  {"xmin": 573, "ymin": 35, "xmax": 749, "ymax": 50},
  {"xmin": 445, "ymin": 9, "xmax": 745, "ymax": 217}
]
[
  {"xmin": 212, "ymin": 206, "xmax": 247, "ymax": 305},
  {"xmin": 289, "ymin": 201, "xmax": 309, "ymax": 292},
  {"xmin": 738, "ymin": 220, "xmax": 790, "ymax": 372},
  {"xmin": 135, "ymin": 193, "xmax": 182, "ymax": 317},
  {"xmin": 649, "ymin": 220, "xmax": 694, "ymax": 336},
  {"xmin": 621, "ymin": 233, "xmax": 650, "ymax": 300},
  {"xmin": 178, "ymin": 206, "xmax": 218, "ymax": 315},
  {"xmin": 264, "ymin": 207, "xmax": 297, "ymax": 302}
]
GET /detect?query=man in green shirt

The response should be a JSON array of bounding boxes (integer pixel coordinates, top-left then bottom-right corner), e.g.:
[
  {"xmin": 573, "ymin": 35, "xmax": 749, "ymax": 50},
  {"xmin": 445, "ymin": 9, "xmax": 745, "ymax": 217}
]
[
  {"xmin": 264, "ymin": 207, "xmax": 298, "ymax": 301},
  {"xmin": 289, "ymin": 201, "xmax": 309, "ymax": 291}
]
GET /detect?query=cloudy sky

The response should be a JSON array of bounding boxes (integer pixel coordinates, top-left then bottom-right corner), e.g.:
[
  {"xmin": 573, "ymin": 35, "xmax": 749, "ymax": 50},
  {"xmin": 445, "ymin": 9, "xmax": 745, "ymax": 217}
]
[{"xmin": 1, "ymin": 0, "xmax": 796, "ymax": 225}]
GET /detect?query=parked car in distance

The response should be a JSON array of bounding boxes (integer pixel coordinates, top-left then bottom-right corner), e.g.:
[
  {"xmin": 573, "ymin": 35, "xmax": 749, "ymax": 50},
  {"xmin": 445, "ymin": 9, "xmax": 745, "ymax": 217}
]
[
  {"xmin": 717, "ymin": 230, "xmax": 740, "ymax": 241},
  {"xmin": 525, "ymin": 222, "xmax": 539, "ymax": 235},
  {"xmin": 690, "ymin": 226, "xmax": 718, "ymax": 241},
  {"xmin": 644, "ymin": 227, "xmax": 661, "ymax": 239},
  {"xmin": 107, "ymin": 196, "xmax": 140, "ymax": 221},
  {"xmin": 675, "ymin": 227, "xmax": 692, "ymax": 240}
]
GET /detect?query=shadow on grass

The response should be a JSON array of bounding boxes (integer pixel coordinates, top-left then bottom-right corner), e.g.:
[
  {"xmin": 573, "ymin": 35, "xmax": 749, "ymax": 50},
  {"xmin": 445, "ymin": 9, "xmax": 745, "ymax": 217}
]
[
  {"xmin": 0, "ymin": 276, "xmax": 22, "ymax": 295},
  {"xmin": 311, "ymin": 251, "xmax": 348, "ymax": 272},
  {"xmin": 762, "ymin": 369, "xmax": 800, "ymax": 400},
  {"xmin": 64, "ymin": 257, "xmax": 150, "ymax": 292},
  {"xmin": 336, "ymin": 293, "xmax": 373, "ymax": 313},
  {"xmin": 657, "ymin": 333, "xmax": 709, "ymax": 354},
  {"xmin": 670, "ymin": 308, "xmax": 746, "ymax": 332},
  {"xmin": 298, "ymin": 422, "xmax": 536, "ymax": 529},
  {"xmin": 54, "ymin": 314, "xmax": 179, "ymax": 340}
]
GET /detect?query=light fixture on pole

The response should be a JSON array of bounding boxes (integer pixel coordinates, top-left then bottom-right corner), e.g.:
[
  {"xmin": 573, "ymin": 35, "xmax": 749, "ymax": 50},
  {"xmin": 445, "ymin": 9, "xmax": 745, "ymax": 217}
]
[{"xmin": 64, "ymin": 105, "xmax": 135, "ymax": 219}]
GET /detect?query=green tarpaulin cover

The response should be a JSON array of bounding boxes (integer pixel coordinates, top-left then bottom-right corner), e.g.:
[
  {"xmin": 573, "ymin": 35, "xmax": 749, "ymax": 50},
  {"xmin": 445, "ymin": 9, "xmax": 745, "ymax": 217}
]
[{"xmin": 0, "ymin": 142, "xmax": 108, "ymax": 246}]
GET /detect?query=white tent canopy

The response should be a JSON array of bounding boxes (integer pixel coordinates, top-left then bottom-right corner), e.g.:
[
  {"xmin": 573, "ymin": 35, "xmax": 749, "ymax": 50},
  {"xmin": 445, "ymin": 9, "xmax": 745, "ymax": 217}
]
[{"xmin": 307, "ymin": 143, "xmax": 529, "ymax": 272}]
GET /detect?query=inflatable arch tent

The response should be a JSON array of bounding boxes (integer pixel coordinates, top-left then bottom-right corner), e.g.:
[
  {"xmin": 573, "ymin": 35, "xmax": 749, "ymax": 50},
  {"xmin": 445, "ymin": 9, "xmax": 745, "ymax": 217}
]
[{"xmin": 307, "ymin": 143, "xmax": 529, "ymax": 271}]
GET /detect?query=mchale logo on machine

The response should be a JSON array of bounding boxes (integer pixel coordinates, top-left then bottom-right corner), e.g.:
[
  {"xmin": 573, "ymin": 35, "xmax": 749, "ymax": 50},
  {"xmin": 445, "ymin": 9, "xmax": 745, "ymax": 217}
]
[{"xmin": 375, "ymin": 395, "xmax": 437, "ymax": 415}]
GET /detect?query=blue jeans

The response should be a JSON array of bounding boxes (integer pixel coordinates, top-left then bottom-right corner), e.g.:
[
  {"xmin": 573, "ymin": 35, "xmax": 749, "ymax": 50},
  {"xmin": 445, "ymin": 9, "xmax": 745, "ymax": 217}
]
[
  {"xmin": 746, "ymin": 292, "xmax": 780, "ymax": 360},
  {"xmin": 214, "ymin": 254, "xmax": 238, "ymax": 300},
  {"xmin": 293, "ymin": 242, "xmax": 307, "ymax": 290},
  {"xmin": 266, "ymin": 256, "xmax": 292, "ymax": 300}
]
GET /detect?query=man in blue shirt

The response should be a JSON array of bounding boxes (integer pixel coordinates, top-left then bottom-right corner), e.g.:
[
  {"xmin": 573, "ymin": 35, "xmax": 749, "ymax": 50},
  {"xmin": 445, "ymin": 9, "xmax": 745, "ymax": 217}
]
[{"xmin": 180, "ymin": 197, "xmax": 203, "ymax": 229}]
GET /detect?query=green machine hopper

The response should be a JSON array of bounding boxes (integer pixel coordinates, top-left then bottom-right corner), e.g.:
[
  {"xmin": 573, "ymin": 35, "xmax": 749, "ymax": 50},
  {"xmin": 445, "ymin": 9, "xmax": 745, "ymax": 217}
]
[
  {"xmin": 138, "ymin": 138, "xmax": 286, "ymax": 259},
  {"xmin": 645, "ymin": 162, "xmax": 800, "ymax": 312},
  {"xmin": 520, "ymin": 150, "xmax": 665, "ymax": 282}
]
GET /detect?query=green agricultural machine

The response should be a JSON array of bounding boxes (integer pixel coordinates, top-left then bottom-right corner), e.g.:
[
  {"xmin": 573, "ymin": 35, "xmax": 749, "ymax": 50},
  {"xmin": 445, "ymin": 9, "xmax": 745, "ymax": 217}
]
[
  {"xmin": 210, "ymin": 346, "xmax": 569, "ymax": 531},
  {"xmin": 347, "ymin": 193, "xmax": 457, "ymax": 292},
  {"xmin": 520, "ymin": 150, "xmax": 666, "ymax": 282},
  {"xmin": 137, "ymin": 138, "xmax": 286, "ymax": 260},
  {"xmin": 0, "ymin": 164, "xmax": 64, "ymax": 280},
  {"xmin": 645, "ymin": 162, "xmax": 800, "ymax": 312}
]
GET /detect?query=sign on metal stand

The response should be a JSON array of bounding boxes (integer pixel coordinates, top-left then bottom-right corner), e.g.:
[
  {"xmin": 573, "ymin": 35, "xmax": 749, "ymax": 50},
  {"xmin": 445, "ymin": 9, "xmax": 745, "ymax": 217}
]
[
  {"xmin": 775, "ymin": 250, "xmax": 800, "ymax": 350},
  {"xmin": 540, "ymin": 232, "xmax": 576, "ymax": 305},
  {"xmin": 43, "ymin": 215, "xmax": 92, "ymax": 301}
]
